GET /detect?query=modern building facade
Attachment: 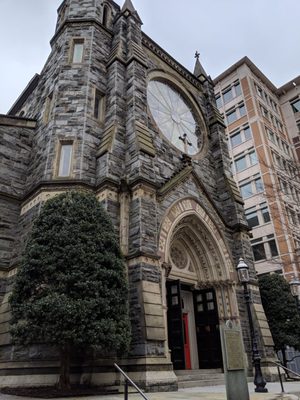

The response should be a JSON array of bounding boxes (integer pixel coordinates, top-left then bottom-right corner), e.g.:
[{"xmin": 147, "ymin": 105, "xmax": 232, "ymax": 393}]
[
  {"xmin": 214, "ymin": 58, "xmax": 300, "ymax": 280},
  {"xmin": 0, "ymin": 1, "xmax": 275, "ymax": 390}
]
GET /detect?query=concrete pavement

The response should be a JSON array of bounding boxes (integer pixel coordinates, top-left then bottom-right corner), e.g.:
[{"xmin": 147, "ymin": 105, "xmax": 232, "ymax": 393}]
[{"xmin": 0, "ymin": 382, "xmax": 299, "ymax": 400}]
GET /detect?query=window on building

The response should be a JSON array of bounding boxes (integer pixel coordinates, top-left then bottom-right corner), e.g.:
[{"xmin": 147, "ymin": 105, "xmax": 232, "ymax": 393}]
[
  {"xmin": 235, "ymin": 156, "xmax": 247, "ymax": 172},
  {"xmin": 240, "ymin": 182, "xmax": 253, "ymax": 198},
  {"xmin": 245, "ymin": 203, "xmax": 270, "ymax": 229},
  {"xmin": 267, "ymin": 128, "xmax": 275, "ymax": 143},
  {"xmin": 94, "ymin": 89, "xmax": 105, "ymax": 122},
  {"xmin": 44, "ymin": 92, "xmax": 54, "ymax": 123},
  {"xmin": 268, "ymin": 237, "xmax": 279, "ymax": 257},
  {"xmin": 102, "ymin": 4, "xmax": 111, "ymax": 27},
  {"xmin": 230, "ymin": 131, "xmax": 242, "ymax": 147},
  {"xmin": 297, "ymin": 120, "xmax": 300, "ymax": 133},
  {"xmin": 291, "ymin": 98, "xmax": 300, "ymax": 113},
  {"xmin": 260, "ymin": 105, "xmax": 269, "ymax": 119},
  {"xmin": 244, "ymin": 126, "xmax": 251, "ymax": 140},
  {"xmin": 239, "ymin": 175, "xmax": 264, "ymax": 199},
  {"xmin": 71, "ymin": 39, "xmax": 84, "ymax": 63},
  {"xmin": 223, "ymin": 87, "xmax": 233, "ymax": 104},
  {"xmin": 251, "ymin": 235, "xmax": 278, "ymax": 261},
  {"xmin": 270, "ymin": 98, "xmax": 279, "ymax": 113},
  {"xmin": 249, "ymin": 150, "xmax": 258, "ymax": 165},
  {"xmin": 294, "ymin": 236, "xmax": 300, "ymax": 250},
  {"xmin": 226, "ymin": 102, "xmax": 246, "ymax": 125},
  {"xmin": 255, "ymin": 177, "xmax": 264, "ymax": 192},
  {"xmin": 234, "ymin": 148, "xmax": 258, "ymax": 172},
  {"xmin": 245, "ymin": 208, "xmax": 259, "ymax": 228},
  {"xmin": 216, "ymin": 95, "xmax": 222, "ymax": 109},
  {"xmin": 261, "ymin": 204, "xmax": 270, "ymax": 223},
  {"xmin": 252, "ymin": 242, "xmax": 266, "ymax": 261},
  {"xmin": 221, "ymin": 81, "xmax": 242, "ymax": 105},
  {"xmin": 234, "ymin": 81, "xmax": 242, "ymax": 96},
  {"xmin": 276, "ymin": 119, "xmax": 283, "ymax": 131},
  {"xmin": 256, "ymin": 84, "xmax": 263, "ymax": 98},
  {"xmin": 239, "ymin": 103, "xmax": 246, "ymax": 117},
  {"xmin": 58, "ymin": 142, "xmax": 73, "ymax": 177}
]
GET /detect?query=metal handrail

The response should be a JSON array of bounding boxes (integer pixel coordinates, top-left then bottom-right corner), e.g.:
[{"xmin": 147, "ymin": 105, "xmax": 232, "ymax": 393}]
[
  {"xmin": 114, "ymin": 363, "xmax": 150, "ymax": 400},
  {"xmin": 286, "ymin": 354, "xmax": 300, "ymax": 363},
  {"xmin": 269, "ymin": 360, "xmax": 300, "ymax": 393}
]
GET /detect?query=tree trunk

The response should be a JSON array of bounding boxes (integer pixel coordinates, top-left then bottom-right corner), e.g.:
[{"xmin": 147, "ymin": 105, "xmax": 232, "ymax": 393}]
[{"xmin": 58, "ymin": 343, "xmax": 71, "ymax": 390}]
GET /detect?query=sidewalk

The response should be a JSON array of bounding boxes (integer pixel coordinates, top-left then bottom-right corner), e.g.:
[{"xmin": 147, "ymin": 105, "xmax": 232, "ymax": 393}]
[{"xmin": 0, "ymin": 382, "xmax": 299, "ymax": 400}]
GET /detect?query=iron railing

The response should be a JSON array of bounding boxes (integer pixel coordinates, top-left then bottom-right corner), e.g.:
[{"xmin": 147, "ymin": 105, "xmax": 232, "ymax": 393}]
[
  {"xmin": 114, "ymin": 363, "xmax": 150, "ymax": 400},
  {"xmin": 270, "ymin": 360, "xmax": 300, "ymax": 393}
]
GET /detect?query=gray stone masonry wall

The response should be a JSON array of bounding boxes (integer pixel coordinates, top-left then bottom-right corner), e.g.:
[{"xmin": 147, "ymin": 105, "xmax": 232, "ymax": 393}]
[
  {"xmin": 0, "ymin": 124, "xmax": 33, "ymax": 197},
  {"xmin": 0, "ymin": 121, "xmax": 34, "ymax": 272},
  {"xmin": 0, "ymin": 0, "xmax": 275, "ymax": 387}
]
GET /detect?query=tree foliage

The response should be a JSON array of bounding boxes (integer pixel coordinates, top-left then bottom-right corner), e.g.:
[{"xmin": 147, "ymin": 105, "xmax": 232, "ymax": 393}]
[
  {"xmin": 258, "ymin": 274, "xmax": 300, "ymax": 352},
  {"xmin": 9, "ymin": 191, "xmax": 131, "ymax": 388}
]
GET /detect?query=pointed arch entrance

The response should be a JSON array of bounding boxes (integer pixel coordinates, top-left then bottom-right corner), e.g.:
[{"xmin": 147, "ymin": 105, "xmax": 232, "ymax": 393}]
[{"xmin": 159, "ymin": 198, "xmax": 239, "ymax": 371}]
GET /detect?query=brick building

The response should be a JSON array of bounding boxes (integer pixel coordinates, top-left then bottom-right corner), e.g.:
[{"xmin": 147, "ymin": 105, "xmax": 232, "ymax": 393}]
[
  {"xmin": 0, "ymin": 0, "xmax": 275, "ymax": 390},
  {"xmin": 214, "ymin": 58, "xmax": 300, "ymax": 280}
]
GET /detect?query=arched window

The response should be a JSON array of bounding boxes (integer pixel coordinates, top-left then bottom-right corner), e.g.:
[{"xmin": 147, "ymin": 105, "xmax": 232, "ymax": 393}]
[{"xmin": 102, "ymin": 4, "xmax": 110, "ymax": 28}]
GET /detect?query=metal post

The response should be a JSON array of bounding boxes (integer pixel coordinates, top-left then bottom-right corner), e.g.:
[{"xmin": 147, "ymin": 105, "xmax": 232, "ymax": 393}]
[
  {"xmin": 243, "ymin": 282, "xmax": 268, "ymax": 393},
  {"xmin": 277, "ymin": 365, "xmax": 285, "ymax": 393},
  {"xmin": 124, "ymin": 380, "xmax": 128, "ymax": 400}
]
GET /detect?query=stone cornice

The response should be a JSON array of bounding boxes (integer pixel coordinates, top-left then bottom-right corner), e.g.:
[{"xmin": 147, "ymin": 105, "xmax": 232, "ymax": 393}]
[
  {"xmin": 127, "ymin": 176, "xmax": 159, "ymax": 191},
  {"xmin": 0, "ymin": 115, "xmax": 36, "ymax": 129},
  {"xmin": 50, "ymin": 18, "xmax": 113, "ymax": 47},
  {"xmin": 126, "ymin": 251, "xmax": 161, "ymax": 262},
  {"xmin": 22, "ymin": 180, "xmax": 94, "ymax": 205},
  {"xmin": 0, "ymin": 191, "xmax": 21, "ymax": 203},
  {"xmin": 142, "ymin": 33, "xmax": 206, "ymax": 91}
]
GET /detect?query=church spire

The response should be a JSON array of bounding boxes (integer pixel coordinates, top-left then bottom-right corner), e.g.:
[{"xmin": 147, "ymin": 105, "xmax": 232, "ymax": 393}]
[
  {"xmin": 193, "ymin": 51, "xmax": 208, "ymax": 82},
  {"xmin": 121, "ymin": 0, "xmax": 142, "ymax": 23}
]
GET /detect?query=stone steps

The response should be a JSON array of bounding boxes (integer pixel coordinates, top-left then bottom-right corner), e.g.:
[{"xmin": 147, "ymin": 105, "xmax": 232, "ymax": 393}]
[{"xmin": 175, "ymin": 369, "xmax": 225, "ymax": 388}]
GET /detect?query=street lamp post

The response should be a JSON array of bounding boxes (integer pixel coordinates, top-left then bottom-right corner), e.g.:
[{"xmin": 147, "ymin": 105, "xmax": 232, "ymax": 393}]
[
  {"xmin": 236, "ymin": 258, "xmax": 268, "ymax": 393},
  {"xmin": 289, "ymin": 276, "xmax": 300, "ymax": 313}
]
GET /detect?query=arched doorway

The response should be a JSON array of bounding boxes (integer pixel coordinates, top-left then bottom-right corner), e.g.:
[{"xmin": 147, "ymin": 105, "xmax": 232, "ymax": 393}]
[{"xmin": 159, "ymin": 199, "xmax": 239, "ymax": 371}]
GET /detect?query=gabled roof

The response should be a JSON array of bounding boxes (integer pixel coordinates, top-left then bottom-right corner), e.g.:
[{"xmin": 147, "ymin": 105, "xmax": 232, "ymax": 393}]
[{"xmin": 8, "ymin": 74, "xmax": 40, "ymax": 116}]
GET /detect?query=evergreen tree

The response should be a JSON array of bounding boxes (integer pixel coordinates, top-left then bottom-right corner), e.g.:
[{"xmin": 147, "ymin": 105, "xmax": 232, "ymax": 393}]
[
  {"xmin": 9, "ymin": 191, "xmax": 131, "ymax": 389},
  {"xmin": 258, "ymin": 274, "xmax": 300, "ymax": 360}
]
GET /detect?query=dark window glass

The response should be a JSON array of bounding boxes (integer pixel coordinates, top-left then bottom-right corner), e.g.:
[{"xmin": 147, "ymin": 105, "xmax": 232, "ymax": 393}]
[
  {"xmin": 246, "ymin": 211, "xmax": 259, "ymax": 228},
  {"xmin": 269, "ymin": 240, "xmax": 278, "ymax": 257},
  {"xmin": 261, "ymin": 207, "xmax": 270, "ymax": 223},
  {"xmin": 291, "ymin": 99, "xmax": 300, "ymax": 113},
  {"xmin": 252, "ymin": 243, "xmax": 266, "ymax": 261}
]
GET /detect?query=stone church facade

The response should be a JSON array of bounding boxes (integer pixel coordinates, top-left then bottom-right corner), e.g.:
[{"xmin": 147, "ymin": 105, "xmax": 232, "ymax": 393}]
[{"xmin": 0, "ymin": 0, "xmax": 275, "ymax": 390}]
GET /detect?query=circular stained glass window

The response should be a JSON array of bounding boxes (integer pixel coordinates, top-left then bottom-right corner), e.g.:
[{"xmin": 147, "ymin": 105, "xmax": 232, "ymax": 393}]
[{"xmin": 147, "ymin": 80, "xmax": 201, "ymax": 155}]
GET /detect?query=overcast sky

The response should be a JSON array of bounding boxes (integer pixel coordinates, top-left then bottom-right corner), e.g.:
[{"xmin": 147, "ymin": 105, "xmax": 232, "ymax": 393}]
[{"xmin": 1, "ymin": 0, "xmax": 300, "ymax": 114}]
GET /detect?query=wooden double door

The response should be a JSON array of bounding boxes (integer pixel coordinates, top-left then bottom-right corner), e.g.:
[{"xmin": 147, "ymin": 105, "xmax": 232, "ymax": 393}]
[{"xmin": 166, "ymin": 280, "xmax": 223, "ymax": 370}]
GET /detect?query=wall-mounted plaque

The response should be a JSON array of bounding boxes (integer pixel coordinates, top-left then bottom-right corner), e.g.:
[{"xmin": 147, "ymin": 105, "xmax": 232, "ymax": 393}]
[{"xmin": 224, "ymin": 329, "xmax": 244, "ymax": 371}]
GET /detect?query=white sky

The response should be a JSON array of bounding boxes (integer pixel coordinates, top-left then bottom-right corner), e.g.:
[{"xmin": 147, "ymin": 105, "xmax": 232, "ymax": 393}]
[{"xmin": 1, "ymin": 0, "xmax": 300, "ymax": 114}]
